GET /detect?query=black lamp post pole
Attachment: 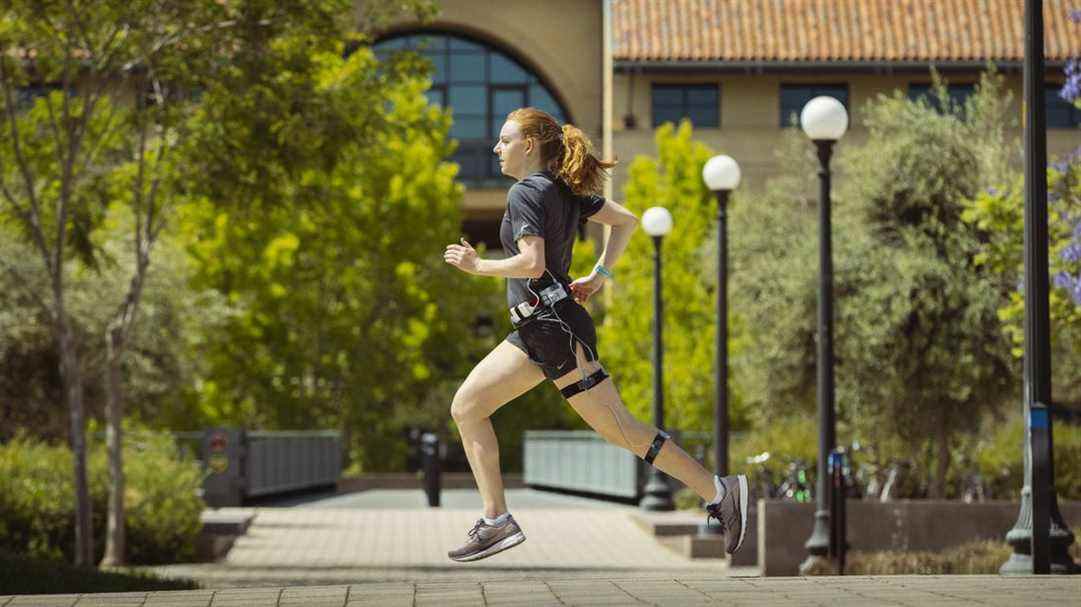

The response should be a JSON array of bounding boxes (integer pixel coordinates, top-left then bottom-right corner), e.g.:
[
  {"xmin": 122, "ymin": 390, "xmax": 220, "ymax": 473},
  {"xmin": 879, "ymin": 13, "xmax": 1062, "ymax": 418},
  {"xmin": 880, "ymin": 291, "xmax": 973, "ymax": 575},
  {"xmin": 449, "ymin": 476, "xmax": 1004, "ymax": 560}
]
[
  {"xmin": 714, "ymin": 190, "xmax": 731, "ymax": 478},
  {"xmin": 801, "ymin": 139, "xmax": 837, "ymax": 573},
  {"xmin": 641, "ymin": 234, "xmax": 674, "ymax": 511},
  {"xmin": 1000, "ymin": 0, "xmax": 1079, "ymax": 575}
]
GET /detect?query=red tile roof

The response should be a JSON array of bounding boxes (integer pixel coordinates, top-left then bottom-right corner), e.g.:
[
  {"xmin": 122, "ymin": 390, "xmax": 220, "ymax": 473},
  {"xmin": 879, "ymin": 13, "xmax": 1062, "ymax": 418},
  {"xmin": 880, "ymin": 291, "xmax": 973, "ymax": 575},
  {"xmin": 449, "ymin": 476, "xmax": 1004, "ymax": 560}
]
[{"xmin": 612, "ymin": 0, "xmax": 1081, "ymax": 63}]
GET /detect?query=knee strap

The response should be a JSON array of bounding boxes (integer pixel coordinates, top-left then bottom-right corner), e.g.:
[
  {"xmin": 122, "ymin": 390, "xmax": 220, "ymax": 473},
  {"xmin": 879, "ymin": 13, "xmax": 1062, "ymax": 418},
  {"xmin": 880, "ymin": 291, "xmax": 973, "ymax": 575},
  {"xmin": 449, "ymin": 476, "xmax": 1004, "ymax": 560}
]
[
  {"xmin": 643, "ymin": 431, "xmax": 669, "ymax": 465},
  {"xmin": 559, "ymin": 369, "xmax": 609, "ymax": 399}
]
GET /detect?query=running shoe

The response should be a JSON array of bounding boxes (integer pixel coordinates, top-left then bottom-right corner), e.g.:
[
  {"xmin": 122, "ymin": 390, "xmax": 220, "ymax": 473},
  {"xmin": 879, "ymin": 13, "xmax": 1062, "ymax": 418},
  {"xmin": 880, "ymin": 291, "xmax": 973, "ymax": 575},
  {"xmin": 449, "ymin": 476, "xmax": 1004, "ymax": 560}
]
[
  {"xmin": 705, "ymin": 474, "xmax": 749, "ymax": 554},
  {"xmin": 447, "ymin": 515, "xmax": 526, "ymax": 562}
]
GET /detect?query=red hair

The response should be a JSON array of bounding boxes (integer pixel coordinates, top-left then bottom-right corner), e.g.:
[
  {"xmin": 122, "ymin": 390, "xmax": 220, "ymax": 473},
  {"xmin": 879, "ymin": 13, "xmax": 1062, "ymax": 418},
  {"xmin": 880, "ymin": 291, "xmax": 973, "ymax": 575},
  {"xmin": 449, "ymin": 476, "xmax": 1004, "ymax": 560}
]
[{"xmin": 506, "ymin": 107, "xmax": 617, "ymax": 196}]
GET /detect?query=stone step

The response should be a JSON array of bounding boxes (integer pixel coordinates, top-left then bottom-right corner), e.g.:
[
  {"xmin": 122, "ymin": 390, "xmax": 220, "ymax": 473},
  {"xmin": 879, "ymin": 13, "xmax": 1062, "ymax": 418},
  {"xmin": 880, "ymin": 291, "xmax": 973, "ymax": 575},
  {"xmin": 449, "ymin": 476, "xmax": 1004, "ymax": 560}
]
[
  {"xmin": 630, "ymin": 509, "xmax": 758, "ymax": 566},
  {"xmin": 200, "ymin": 508, "xmax": 257, "ymax": 535},
  {"xmin": 197, "ymin": 509, "xmax": 257, "ymax": 562}
]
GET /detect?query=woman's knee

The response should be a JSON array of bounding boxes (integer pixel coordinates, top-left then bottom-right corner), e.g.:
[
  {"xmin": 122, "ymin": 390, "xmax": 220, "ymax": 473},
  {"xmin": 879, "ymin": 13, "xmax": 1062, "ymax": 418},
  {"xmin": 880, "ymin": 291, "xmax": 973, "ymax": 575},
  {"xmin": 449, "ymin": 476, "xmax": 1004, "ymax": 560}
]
[{"xmin": 450, "ymin": 387, "xmax": 486, "ymax": 424}]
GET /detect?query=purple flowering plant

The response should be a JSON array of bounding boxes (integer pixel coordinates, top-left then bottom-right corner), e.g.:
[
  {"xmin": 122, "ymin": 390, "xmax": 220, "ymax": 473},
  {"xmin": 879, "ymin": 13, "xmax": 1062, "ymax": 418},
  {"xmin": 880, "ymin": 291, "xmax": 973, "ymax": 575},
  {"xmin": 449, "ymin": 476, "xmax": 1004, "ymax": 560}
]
[
  {"xmin": 1047, "ymin": 157, "xmax": 1081, "ymax": 307},
  {"xmin": 962, "ymin": 150, "xmax": 1081, "ymax": 354},
  {"xmin": 1065, "ymin": 10, "xmax": 1081, "ymax": 106}
]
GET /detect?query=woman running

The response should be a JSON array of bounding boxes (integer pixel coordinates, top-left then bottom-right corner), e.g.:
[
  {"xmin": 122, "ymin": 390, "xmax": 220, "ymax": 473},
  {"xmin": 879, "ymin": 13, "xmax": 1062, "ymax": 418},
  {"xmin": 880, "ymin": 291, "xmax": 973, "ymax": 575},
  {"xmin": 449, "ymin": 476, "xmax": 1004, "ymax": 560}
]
[{"xmin": 442, "ymin": 107, "xmax": 748, "ymax": 562}]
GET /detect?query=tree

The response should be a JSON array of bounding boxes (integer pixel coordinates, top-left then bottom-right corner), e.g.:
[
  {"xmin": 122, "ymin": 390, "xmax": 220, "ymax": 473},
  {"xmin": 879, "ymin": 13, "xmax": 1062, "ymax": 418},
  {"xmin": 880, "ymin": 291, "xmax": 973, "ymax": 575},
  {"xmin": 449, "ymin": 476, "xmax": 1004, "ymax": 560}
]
[
  {"xmin": 962, "ymin": 149, "xmax": 1081, "ymax": 408},
  {"xmin": 0, "ymin": 212, "xmax": 231, "ymax": 441},
  {"xmin": 731, "ymin": 70, "xmax": 1020, "ymax": 497},
  {"xmin": 727, "ymin": 128, "xmax": 821, "ymax": 423},
  {"xmin": 0, "ymin": 0, "xmax": 437, "ymax": 567},
  {"xmin": 600, "ymin": 121, "xmax": 750, "ymax": 441},
  {"xmin": 174, "ymin": 10, "xmax": 510, "ymax": 473},
  {"xmin": 0, "ymin": 2, "xmax": 140, "ymax": 565}
]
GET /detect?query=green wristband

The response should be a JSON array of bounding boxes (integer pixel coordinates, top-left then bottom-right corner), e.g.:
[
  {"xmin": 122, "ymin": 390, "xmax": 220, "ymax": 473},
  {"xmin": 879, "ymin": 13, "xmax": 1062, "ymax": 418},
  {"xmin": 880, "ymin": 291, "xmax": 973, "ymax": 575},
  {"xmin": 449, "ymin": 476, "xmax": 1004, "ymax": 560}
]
[{"xmin": 594, "ymin": 264, "xmax": 613, "ymax": 279}]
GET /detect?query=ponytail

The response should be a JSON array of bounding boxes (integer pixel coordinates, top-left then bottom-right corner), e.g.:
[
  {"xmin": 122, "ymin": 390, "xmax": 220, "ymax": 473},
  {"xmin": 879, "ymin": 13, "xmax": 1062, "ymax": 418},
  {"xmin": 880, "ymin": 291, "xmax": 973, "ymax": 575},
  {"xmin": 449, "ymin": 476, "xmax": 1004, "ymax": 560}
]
[
  {"xmin": 506, "ymin": 107, "xmax": 617, "ymax": 196},
  {"xmin": 558, "ymin": 123, "xmax": 618, "ymax": 196}
]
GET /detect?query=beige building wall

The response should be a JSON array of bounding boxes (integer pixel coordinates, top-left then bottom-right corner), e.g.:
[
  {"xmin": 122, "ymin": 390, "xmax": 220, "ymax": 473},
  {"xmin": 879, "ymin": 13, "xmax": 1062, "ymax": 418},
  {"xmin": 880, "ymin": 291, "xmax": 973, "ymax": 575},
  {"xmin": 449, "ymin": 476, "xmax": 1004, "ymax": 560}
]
[
  {"xmin": 377, "ymin": 0, "xmax": 604, "ymax": 219},
  {"xmin": 374, "ymin": 3, "xmax": 1078, "ymax": 220},
  {"xmin": 611, "ymin": 69, "xmax": 1080, "ymax": 201}
]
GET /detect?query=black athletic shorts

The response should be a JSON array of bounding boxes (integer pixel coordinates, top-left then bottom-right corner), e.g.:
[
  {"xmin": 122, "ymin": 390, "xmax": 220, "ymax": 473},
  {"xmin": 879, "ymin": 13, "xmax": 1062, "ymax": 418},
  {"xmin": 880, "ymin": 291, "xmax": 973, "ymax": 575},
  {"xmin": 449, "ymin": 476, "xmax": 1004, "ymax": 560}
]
[{"xmin": 506, "ymin": 299, "xmax": 599, "ymax": 381}]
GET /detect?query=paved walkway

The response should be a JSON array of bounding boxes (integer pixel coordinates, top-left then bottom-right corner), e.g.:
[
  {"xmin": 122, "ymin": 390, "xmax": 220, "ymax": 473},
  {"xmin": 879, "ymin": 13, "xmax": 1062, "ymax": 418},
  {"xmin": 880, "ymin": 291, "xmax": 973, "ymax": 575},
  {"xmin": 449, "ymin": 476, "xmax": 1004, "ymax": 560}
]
[
  {"xmin": 131, "ymin": 490, "xmax": 730, "ymax": 588},
  {"xmin": 3, "ymin": 576, "xmax": 1078, "ymax": 606}
]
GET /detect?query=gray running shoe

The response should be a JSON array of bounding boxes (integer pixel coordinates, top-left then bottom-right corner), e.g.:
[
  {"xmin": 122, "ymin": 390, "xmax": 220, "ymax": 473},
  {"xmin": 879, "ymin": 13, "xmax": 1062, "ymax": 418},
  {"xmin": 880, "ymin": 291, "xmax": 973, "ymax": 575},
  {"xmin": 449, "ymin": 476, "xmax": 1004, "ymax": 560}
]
[
  {"xmin": 447, "ymin": 516, "xmax": 526, "ymax": 562},
  {"xmin": 705, "ymin": 474, "xmax": 749, "ymax": 554}
]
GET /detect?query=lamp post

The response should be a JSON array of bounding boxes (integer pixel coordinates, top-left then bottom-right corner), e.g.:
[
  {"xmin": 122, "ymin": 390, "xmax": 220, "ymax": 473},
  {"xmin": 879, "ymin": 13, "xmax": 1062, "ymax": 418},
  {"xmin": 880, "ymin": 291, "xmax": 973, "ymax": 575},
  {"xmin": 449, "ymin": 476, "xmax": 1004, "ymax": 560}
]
[
  {"xmin": 640, "ymin": 206, "xmax": 674, "ymax": 511},
  {"xmin": 702, "ymin": 155, "xmax": 741, "ymax": 479},
  {"xmin": 797, "ymin": 95, "xmax": 848, "ymax": 574},
  {"xmin": 1000, "ymin": 0, "xmax": 1079, "ymax": 575}
]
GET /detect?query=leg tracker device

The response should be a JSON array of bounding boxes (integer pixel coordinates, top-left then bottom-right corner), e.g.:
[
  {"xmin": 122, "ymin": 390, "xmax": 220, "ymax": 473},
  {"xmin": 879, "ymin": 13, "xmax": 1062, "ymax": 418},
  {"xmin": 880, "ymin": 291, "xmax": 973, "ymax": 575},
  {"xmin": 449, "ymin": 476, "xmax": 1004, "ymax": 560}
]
[
  {"xmin": 557, "ymin": 367, "xmax": 670, "ymax": 466},
  {"xmin": 559, "ymin": 368, "xmax": 609, "ymax": 399},
  {"xmin": 643, "ymin": 430, "xmax": 669, "ymax": 465}
]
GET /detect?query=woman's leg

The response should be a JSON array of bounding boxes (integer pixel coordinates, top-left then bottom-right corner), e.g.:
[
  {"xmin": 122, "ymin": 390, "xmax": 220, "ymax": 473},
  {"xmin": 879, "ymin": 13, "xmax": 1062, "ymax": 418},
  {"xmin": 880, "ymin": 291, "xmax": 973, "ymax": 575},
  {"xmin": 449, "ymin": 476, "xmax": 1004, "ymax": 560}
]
[
  {"xmin": 553, "ymin": 344, "xmax": 716, "ymax": 501},
  {"xmin": 451, "ymin": 339, "xmax": 546, "ymax": 518}
]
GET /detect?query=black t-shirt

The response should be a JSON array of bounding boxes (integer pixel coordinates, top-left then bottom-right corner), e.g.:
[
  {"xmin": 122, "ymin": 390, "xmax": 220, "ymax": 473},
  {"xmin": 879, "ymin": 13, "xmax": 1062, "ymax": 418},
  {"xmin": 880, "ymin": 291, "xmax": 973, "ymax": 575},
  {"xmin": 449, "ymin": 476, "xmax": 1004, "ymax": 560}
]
[{"xmin": 499, "ymin": 170, "xmax": 605, "ymax": 308}]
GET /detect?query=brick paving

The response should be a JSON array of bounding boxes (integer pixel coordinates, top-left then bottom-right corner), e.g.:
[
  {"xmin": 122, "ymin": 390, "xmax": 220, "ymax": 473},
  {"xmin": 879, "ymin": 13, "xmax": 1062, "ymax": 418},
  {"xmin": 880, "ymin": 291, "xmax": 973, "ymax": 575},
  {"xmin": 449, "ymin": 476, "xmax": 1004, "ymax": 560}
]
[
  {"xmin": 3, "ymin": 490, "xmax": 1078, "ymax": 605},
  {"xmin": 3, "ymin": 576, "xmax": 1079, "ymax": 606},
  {"xmin": 127, "ymin": 503, "xmax": 726, "ymax": 588}
]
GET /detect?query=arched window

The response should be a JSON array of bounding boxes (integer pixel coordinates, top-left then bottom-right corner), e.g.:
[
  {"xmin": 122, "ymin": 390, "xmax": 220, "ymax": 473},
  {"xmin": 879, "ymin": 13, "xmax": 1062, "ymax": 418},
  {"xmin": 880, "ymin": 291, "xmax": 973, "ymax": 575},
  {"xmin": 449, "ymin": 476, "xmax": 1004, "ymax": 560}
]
[{"xmin": 374, "ymin": 32, "xmax": 569, "ymax": 187}]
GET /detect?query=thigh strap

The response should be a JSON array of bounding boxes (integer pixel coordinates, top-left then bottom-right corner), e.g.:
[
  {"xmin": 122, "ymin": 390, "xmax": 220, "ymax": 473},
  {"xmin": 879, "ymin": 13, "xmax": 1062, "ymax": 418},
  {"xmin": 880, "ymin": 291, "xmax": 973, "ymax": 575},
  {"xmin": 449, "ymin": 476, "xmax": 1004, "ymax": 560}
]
[
  {"xmin": 644, "ymin": 431, "xmax": 669, "ymax": 465},
  {"xmin": 559, "ymin": 369, "xmax": 609, "ymax": 399}
]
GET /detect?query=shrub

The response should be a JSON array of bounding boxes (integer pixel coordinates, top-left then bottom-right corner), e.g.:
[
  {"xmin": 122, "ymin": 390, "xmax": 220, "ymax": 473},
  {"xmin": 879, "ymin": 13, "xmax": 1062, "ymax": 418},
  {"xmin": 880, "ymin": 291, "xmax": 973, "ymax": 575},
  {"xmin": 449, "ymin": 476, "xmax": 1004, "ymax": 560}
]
[
  {"xmin": 844, "ymin": 540, "xmax": 1012, "ymax": 575},
  {"xmin": 0, "ymin": 424, "xmax": 206, "ymax": 564},
  {"xmin": 731, "ymin": 416, "xmax": 819, "ymax": 498},
  {"xmin": 674, "ymin": 487, "xmax": 702, "ymax": 511},
  {"xmin": 974, "ymin": 414, "xmax": 1081, "ymax": 501},
  {"xmin": 0, "ymin": 548, "xmax": 199, "ymax": 594}
]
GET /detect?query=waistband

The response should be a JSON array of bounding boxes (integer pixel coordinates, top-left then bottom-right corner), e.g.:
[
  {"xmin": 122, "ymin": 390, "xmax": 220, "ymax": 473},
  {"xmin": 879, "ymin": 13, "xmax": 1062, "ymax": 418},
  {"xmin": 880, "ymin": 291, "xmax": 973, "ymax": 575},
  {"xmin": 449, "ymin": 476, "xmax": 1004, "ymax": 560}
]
[{"xmin": 510, "ymin": 282, "xmax": 570, "ymax": 326}]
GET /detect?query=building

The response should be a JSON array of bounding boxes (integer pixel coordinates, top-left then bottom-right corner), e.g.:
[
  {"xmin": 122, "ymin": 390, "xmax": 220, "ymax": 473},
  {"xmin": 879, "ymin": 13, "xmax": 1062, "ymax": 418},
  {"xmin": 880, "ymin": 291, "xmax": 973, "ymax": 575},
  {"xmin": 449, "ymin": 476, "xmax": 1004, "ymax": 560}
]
[{"xmin": 376, "ymin": 0, "xmax": 1081, "ymax": 248}]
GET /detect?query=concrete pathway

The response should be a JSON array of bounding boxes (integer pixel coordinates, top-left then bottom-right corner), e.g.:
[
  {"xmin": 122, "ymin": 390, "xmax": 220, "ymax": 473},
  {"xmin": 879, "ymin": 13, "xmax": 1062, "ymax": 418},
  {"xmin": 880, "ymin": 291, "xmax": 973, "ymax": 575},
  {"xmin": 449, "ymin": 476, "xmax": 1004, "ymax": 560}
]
[
  {"xmin": 3, "ymin": 575, "xmax": 1078, "ymax": 606},
  {"xmin": 127, "ymin": 489, "xmax": 728, "ymax": 588}
]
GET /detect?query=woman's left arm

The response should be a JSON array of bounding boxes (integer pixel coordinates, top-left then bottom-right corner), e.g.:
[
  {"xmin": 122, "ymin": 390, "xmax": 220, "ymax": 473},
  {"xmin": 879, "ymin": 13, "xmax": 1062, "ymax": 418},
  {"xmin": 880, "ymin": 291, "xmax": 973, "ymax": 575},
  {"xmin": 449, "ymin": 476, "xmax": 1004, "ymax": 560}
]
[
  {"xmin": 569, "ymin": 200, "xmax": 638, "ymax": 303},
  {"xmin": 588, "ymin": 199, "xmax": 638, "ymax": 271}
]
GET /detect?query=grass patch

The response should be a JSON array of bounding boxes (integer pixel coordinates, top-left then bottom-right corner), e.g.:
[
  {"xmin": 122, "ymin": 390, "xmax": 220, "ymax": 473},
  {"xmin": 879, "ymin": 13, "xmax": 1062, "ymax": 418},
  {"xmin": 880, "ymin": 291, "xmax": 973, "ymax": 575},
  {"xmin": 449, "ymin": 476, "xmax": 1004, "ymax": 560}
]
[{"xmin": 0, "ymin": 549, "xmax": 200, "ymax": 595}]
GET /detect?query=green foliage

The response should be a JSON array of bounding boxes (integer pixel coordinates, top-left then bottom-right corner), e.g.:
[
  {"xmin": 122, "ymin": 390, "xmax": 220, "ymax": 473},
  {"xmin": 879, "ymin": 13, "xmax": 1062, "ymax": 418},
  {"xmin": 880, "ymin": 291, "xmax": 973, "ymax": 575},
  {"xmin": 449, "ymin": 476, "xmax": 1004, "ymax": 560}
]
[
  {"xmin": 731, "ymin": 416, "xmax": 819, "ymax": 494},
  {"xmin": 0, "ymin": 90, "xmax": 129, "ymax": 268},
  {"xmin": 177, "ymin": 37, "xmax": 501, "ymax": 470},
  {"xmin": 835, "ymin": 71, "xmax": 1016, "ymax": 457},
  {"xmin": 0, "ymin": 425, "xmax": 205, "ymax": 564},
  {"xmin": 973, "ymin": 413, "xmax": 1081, "ymax": 500},
  {"xmin": 728, "ymin": 128, "xmax": 820, "ymax": 420},
  {"xmin": 962, "ymin": 158, "xmax": 1081, "ymax": 405},
  {"xmin": 673, "ymin": 486, "xmax": 701, "ymax": 511},
  {"xmin": 602, "ymin": 121, "xmax": 748, "ymax": 435},
  {"xmin": 0, "ymin": 213, "xmax": 231, "ymax": 441},
  {"xmin": 731, "ymin": 70, "xmax": 1018, "ymax": 495}
]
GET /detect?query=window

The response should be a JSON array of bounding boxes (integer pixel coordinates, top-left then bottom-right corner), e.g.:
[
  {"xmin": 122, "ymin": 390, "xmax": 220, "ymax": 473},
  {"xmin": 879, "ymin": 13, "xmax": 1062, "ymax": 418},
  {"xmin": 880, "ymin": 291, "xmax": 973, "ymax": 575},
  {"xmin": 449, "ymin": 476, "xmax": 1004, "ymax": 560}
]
[
  {"xmin": 780, "ymin": 84, "xmax": 849, "ymax": 127},
  {"xmin": 1047, "ymin": 84, "xmax": 1081, "ymax": 128},
  {"xmin": 461, "ymin": 215, "xmax": 503, "ymax": 250},
  {"xmin": 15, "ymin": 84, "xmax": 62, "ymax": 111},
  {"xmin": 373, "ymin": 33, "xmax": 569, "ymax": 187},
  {"xmin": 907, "ymin": 83, "xmax": 976, "ymax": 114},
  {"xmin": 651, "ymin": 84, "xmax": 720, "ymax": 128}
]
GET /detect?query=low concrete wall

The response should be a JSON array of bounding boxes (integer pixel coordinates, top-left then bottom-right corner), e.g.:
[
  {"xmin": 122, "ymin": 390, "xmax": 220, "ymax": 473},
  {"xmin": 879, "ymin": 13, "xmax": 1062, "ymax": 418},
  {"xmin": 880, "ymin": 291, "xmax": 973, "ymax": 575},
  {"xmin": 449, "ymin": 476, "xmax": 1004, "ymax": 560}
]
[
  {"xmin": 337, "ymin": 472, "xmax": 525, "ymax": 493},
  {"xmin": 759, "ymin": 499, "xmax": 1081, "ymax": 576}
]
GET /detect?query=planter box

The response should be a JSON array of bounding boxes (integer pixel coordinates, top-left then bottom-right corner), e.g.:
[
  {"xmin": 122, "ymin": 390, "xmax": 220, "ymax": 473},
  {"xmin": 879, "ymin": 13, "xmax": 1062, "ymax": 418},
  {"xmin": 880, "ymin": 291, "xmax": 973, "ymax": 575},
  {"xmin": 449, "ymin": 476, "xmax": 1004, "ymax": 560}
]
[{"xmin": 758, "ymin": 499, "xmax": 1081, "ymax": 576}]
